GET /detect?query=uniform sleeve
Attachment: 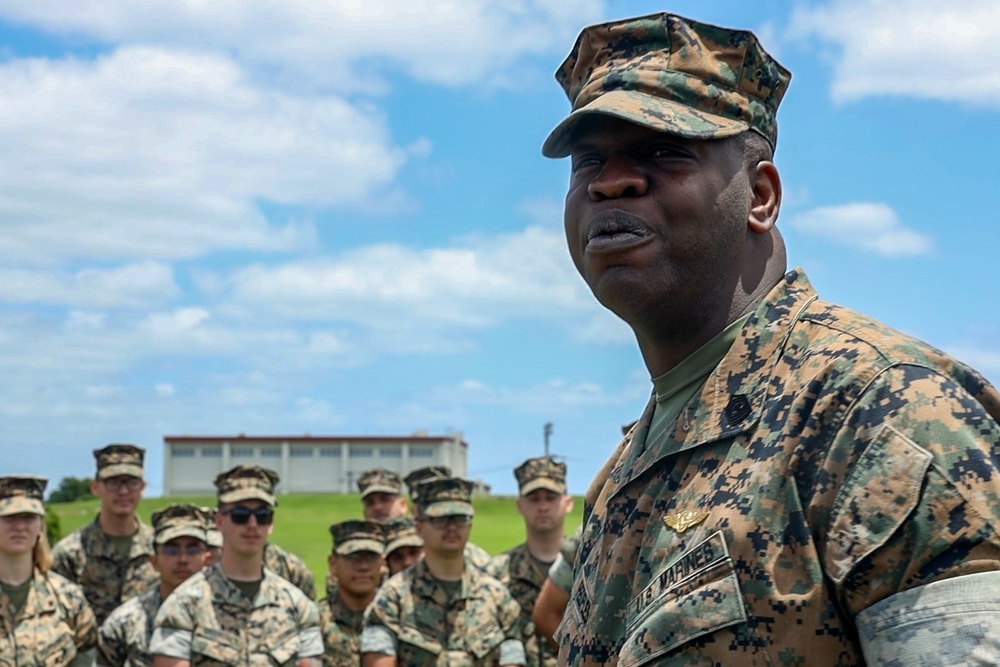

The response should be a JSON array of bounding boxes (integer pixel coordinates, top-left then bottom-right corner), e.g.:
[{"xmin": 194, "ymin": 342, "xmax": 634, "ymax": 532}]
[
  {"xmin": 96, "ymin": 612, "xmax": 127, "ymax": 667},
  {"xmin": 149, "ymin": 591, "xmax": 195, "ymax": 659},
  {"xmin": 60, "ymin": 577, "xmax": 98, "ymax": 652},
  {"xmin": 50, "ymin": 538, "xmax": 78, "ymax": 582},
  {"xmin": 361, "ymin": 586, "xmax": 402, "ymax": 653},
  {"xmin": 815, "ymin": 364, "xmax": 1000, "ymax": 617},
  {"xmin": 290, "ymin": 591, "xmax": 323, "ymax": 658},
  {"xmin": 547, "ymin": 554, "xmax": 573, "ymax": 594},
  {"xmin": 495, "ymin": 583, "xmax": 527, "ymax": 665}
]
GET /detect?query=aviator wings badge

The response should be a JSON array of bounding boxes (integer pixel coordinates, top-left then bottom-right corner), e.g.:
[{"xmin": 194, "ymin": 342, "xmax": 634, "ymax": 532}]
[{"xmin": 663, "ymin": 510, "xmax": 710, "ymax": 533}]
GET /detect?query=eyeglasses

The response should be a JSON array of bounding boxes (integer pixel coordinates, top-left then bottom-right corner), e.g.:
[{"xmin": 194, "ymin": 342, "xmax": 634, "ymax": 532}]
[
  {"xmin": 102, "ymin": 477, "xmax": 143, "ymax": 492},
  {"xmin": 342, "ymin": 551, "xmax": 382, "ymax": 564},
  {"xmin": 221, "ymin": 506, "xmax": 274, "ymax": 525},
  {"xmin": 160, "ymin": 543, "xmax": 206, "ymax": 557},
  {"xmin": 423, "ymin": 514, "xmax": 472, "ymax": 529}
]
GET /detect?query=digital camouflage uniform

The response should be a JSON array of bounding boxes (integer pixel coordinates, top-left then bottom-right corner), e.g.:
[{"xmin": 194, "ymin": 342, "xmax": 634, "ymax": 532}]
[
  {"xmin": 96, "ymin": 504, "xmax": 212, "ymax": 667},
  {"xmin": 149, "ymin": 563, "xmax": 322, "ymax": 666},
  {"xmin": 0, "ymin": 475, "xmax": 97, "ymax": 667},
  {"xmin": 51, "ymin": 444, "xmax": 157, "ymax": 626},
  {"xmin": 318, "ymin": 520, "xmax": 384, "ymax": 667},
  {"xmin": 264, "ymin": 542, "xmax": 316, "ymax": 600},
  {"xmin": 364, "ymin": 559, "xmax": 525, "ymax": 667},
  {"xmin": 96, "ymin": 586, "xmax": 161, "ymax": 667},
  {"xmin": 486, "ymin": 457, "xmax": 568, "ymax": 667},
  {"xmin": 557, "ymin": 270, "xmax": 1000, "ymax": 666}
]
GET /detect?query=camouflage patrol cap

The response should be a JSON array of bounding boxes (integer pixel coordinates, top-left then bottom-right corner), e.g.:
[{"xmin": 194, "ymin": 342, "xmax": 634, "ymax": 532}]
[
  {"xmin": 202, "ymin": 507, "xmax": 223, "ymax": 548},
  {"xmin": 404, "ymin": 465, "xmax": 451, "ymax": 502},
  {"xmin": 152, "ymin": 503, "xmax": 209, "ymax": 545},
  {"xmin": 357, "ymin": 468, "xmax": 403, "ymax": 499},
  {"xmin": 329, "ymin": 519, "xmax": 385, "ymax": 556},
  {"xmin": 94, "ymin": 443, "xmax": 145, "ymax": 480},
  {"xmin": 0, "ymin": 475, "xmax": 47, "ymax": 517},
  {"xmin": 542, "ymin": 12, "xmax": 791, "ymax": 157},
  {"xmin": 214, "ymin": 464, "xmax": 279, "ymax": 506},
  {"xmin": 382, "ymin": 515, "xmax": 423, "ymax": 555},
  {"xmin": 515, "ymin": 456, "xmax": 567, "ymax": 496},
  {"xmin": 414, "ymin": 476, "xmax": 475, "ymax": 518}
]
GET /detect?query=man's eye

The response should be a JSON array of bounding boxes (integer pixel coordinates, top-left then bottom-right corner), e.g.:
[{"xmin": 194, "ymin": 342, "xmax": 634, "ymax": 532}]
[{"xmin": 571, "ymin": 155, "xmax": 602, "ymax": 171}]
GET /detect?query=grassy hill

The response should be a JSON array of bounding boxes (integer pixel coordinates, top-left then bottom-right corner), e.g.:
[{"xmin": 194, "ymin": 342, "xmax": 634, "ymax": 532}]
[{"xmin": 49, "ymin": 493, "xmax": 584, "ymax": 588}]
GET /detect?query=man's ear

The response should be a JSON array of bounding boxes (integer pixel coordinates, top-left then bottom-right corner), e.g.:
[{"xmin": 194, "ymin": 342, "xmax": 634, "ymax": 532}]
[{"xmin": 748, "ymin": 161, "xmax": 781, "ymax": 234}]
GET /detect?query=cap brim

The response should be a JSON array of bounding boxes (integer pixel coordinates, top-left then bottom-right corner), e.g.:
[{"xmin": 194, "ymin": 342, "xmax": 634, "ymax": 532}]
[
  {"xmin": 0, "ymin": 497, "xmax": 45, "ymax": 517},
  {"xmin": 218, "ymin": 489, "xmax": 276, "ymax": 506},
  {"xmin": 155, "ymin": 526, "xmax": 208, "ymax": 545},
  {"xmin": 422, "ymin": 501, "xmax": 475, "ymax": 518},
  {"xmin": 360, "ymin": 485, "xmax": 401, "ymax": 499},
  {"xmin": 386, "ymin": 535, "xmax": 424, "ymax": 554},
  {"xmin": 206, "ymin": 529, "xmax": 223, "ymax": 548},
  {"xmin": 520, "ymin": 479, "xmax": 566, "ymax": 496},
  {"xmin": 97, "ymin": 465, "xmax": 144, "ymax": 481},
  {"xmin": 335, "ymin": 539, "xmax": 385, "ymax": 556},
  {"xmin": 542, "ymin": 89, "xmax": 748, "ymax": 158}
]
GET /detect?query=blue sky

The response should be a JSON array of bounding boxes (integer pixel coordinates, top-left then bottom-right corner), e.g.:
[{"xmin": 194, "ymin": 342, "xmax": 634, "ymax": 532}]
[{"xmin": 1, "ymin": 0, "xmax": 998, "ymax": 496}]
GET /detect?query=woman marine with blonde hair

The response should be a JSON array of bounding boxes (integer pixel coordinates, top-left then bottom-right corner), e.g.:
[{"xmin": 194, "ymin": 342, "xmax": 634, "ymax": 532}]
[{"xmin": 0, "ymin": 475, "xmax": 97, "ymax": 666}]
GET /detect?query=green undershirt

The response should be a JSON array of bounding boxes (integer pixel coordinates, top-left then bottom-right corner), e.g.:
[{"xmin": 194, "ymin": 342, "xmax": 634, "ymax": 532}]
[
  {"xmin": 231, "ymin": 578, "xmax": 262, "ymax": 601},
  {"xmin": 108, "ymin": 533, "xmax": 135, "ymax": 557},
  {"xmin": 1, "ymin": 578, "xmax": 32, "ymax": 618}
]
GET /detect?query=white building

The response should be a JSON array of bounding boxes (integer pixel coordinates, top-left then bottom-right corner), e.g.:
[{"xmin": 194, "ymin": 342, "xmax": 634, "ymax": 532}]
[{"xmin": 162, "ymin": 432, "xmax": 468, "ymax": 496}]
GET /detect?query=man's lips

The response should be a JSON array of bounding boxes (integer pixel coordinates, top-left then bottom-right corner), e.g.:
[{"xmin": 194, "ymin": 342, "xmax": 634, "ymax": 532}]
[{"xmin": 585, "ymin": 211, "xmax": 652, "ymax": 253}]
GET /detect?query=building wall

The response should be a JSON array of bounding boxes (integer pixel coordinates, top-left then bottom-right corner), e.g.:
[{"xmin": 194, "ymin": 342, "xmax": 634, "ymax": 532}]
[{"xmin": 163, "ymin": 435, "xmax": 468, "ymax": 496}]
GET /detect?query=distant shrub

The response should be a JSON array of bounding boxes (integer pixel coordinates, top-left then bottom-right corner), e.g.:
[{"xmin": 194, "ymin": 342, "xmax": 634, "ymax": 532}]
[
  {"xmin": 48, "ymin": 477, "xmax": 94, "ymax": 504},
  {"xmin": 46, "ymin": 511, "xmax": 62, "ymax": 544}
]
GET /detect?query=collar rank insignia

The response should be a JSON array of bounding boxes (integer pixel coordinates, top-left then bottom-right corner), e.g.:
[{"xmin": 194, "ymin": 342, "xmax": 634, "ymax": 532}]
[{"xmin": 663, "ymin": 510, "xmax": 710, "ymax": 533}]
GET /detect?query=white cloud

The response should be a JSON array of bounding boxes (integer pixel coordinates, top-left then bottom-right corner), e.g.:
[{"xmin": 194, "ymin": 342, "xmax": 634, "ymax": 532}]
[
  {"xmin": 786, "ymin": 202, "xmax": 934, "ymax": 257},
  {"xmin": 0, "ymin": 0, "xmax": 604, "ymax": 90},
  {"xmin": 0, "ymin": 261, "xmax": 177, "ymax": 307},
  {"xmin": 0, "ymin": 47, "xmax": 408, "ymax": 265},
  {"xmin": 789, "ymin": 0, "xmax": 1000, "ymax": 106}
]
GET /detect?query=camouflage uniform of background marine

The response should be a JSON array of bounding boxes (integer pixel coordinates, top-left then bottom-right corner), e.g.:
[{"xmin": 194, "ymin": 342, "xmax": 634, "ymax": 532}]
[
  {"xmin": 51, "ymin": 445, "xmax": 157, "ymax": 626},
  {"xmin": 0, "ymin": 475, "xmax": 97, "ymax": 667},
  {"xmin": 97, "ymin": 504, "xmax": 211, "ymax": 667},
  {"xmin": 486, "ymin": 458, "xmax": 568, "ymax": 667},
  {"xmin": 264, "ymin": 542, "xmax": 316, "ymax": 600},
  {"xmin": 363, "ymin": 477, "xmax": 526, "ymax": 666},
  {"xmin": 404, "ymin": 466, "xmax": 492, "ymax": 572},
  {"xmin": 149, "ymin": 465, "xmax": 323, "ymax": 666},
  {"xmin": 318, "ymin": 520, "xmax": 384, "ymax": 667},
  {"xmin": 543, "ymin": 14, "xmax": 1000, "ymax": 666}
]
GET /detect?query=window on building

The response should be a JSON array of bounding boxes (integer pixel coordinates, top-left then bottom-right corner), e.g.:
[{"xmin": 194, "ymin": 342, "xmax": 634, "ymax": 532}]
[
  {"xmin": 261, "ymin": 446, "xmax": 281, "ymax": 457},
  {"xmin": 320, "ymin": 447, "xmax": 341, "ymax": 458},
  {"xmin": 380, "ymin": 446, "xmax": 401, "ymax": 458},
  {"xmin": 231, "ymin": 446, "xmax": 254, "ymax": 457},
  {"xmin": 171, "ymin": 446, "xmax": 196, "ymax": 457},
  {"xmin": 410, "ymin": 446, "xmax": 434, "ymax": 458},
  {"xmin": 350, "ymin": 447, "xmax": 372, "ymax": 458},
  {"xmin": 202, "ymin": 446, "xmax": 222, "ymax": 457},
  {"xmin": 290, "ymin": 447, "xmax": 314, "ymax": 458}
]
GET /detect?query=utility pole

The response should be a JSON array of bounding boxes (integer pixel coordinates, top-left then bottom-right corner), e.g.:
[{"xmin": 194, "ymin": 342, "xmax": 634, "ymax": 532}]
[{"xmin": 543, "ymin": 422, "xmax": 553, "ymax": 457}]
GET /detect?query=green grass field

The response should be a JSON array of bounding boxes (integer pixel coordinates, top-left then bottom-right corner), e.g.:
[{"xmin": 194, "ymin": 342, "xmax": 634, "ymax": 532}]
[{"xmin": 49, "ymin": 494, "xmax": 584, "ymax": 587}]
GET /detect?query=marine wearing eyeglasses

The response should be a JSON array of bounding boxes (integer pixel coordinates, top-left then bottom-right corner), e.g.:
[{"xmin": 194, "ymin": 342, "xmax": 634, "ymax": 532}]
[
  {"xmin": 97, "ymin": 504, "xmax": 212, "ymax": 667},
  {"xmin": 319, "ymin": 520, "xmax": 385, "ymax": 667},
  {"xmin": 149, "ymin": 465, "xmax": 323, "ymax": 667},
  {"xmin": 361, "ymin": 476, "xmax": 527, "ymax": 667},
  {"xmin": 51, "ymin": 443, "xmax": 158, "ymax": 625}
]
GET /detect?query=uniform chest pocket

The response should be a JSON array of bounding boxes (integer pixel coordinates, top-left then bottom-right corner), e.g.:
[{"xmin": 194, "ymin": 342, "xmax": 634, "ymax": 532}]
[
  {"xmin": 619, "ymin": 531, "xmax": 748, "ymax": 667},
  {"xmin": 191, "ymin": 627, "xmax": 242, "ymax": 667},
  {"xmin": 38, "ymin": 623, "xmax": 78, "ymax": 667},
  {"xmin": 464, "ymin": 623, "xmax": 505, "ymax": 660},
  {"xmin": 397, "ymin": 625, "xmax": 442, "ymax": 666},
  {"xmin": 261, "ymin": 626, "xmax": 299, "ymax": 667}
]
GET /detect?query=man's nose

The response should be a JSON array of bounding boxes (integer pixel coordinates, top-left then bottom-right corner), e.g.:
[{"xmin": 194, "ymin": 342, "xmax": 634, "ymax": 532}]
[{"xmin": 588, "ymin": 154, "xmax": 649, "ymax": 200}]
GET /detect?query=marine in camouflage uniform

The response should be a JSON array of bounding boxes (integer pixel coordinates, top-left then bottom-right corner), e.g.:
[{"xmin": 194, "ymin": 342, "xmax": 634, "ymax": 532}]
[
  {"xmin": 382, "ymin": 516, "xmax": 423, "ymax": 577},
  {"xmin": 543, "ymin": 12, "xmax": 1000, "ymax": 666},
  {"xmin": 51, "ymin": 444, "xmax": 157, "ymax": 626},
  {"xmin": 404, "ymin": 466, "xmax": 492, "ymax": 572},
  {"xmin": 265, "ymin": 542, "xmax": 316, "ymax": 600},
  {"xmin": 362, "ymin": 477, "xmax": 526, "ymax": 666},
  {"xmin": 149, "ymin": 465, "xmax": 322, "ymax": 667},
  {"xmin": 486, "ymin": 458, "xmax": 572, "ymax": 667},
  {"xmin": 318, "ymin": 520, "xmax": 384, "ymax": 667},
  {"xmin": 0, "ymin": 475, "xmax": 97, "ymax": 667},
  {"xmin": 97, "ymin": 504, "xmax": 212, "ymax": 667}
]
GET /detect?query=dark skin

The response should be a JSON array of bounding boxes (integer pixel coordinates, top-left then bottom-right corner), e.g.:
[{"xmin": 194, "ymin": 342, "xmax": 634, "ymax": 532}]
[{"xmin": 564, "ymin": 116, "xmax": 786, "ymax": 377}]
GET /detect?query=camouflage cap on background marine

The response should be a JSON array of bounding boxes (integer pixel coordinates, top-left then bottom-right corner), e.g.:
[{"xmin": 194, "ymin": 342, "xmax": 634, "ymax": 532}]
[
  {"xmin": 357, "ymin": 468, "xmax": 403, "ymax": 499},
  {"xmin": 202, "ymin": 506, "xmax": 223, "ymax": 548},
  {"xmin": 329, "ymin": 519, "xmax": 385, "ymax": 556},
  {"xmin": 94, "ymin": 443, "xmax": 145, "ymax": 480},
  {"xmin": 514, "ymin": 456, "xmax": 567, "ymax": 496},
  {"xmin": 0, "ymin": 475, "xmax": 47, "ymax": 517},
  {"xmin": 414, "ymin": 476, "xmax": 475, "ymax": 518},
  {"xmin": 382, "ymin": 515, "xmax": 423, "ymax": 555},
  {"xmin": 404, "ymin": 465, "xmax": 451, "ymax": 502},
  {"xmin": 152, "ymin": 503, "xmax": 210, "ymax": 545},
  {"xmin": 542, "ymin": 12, "xmax": 791, "ymax": 158},
  {"xmin": 214, "ymin": 464, "xmax": 279, "ymax": 506}
]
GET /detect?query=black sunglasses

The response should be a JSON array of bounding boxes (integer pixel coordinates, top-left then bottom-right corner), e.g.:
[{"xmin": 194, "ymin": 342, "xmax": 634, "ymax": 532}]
[{"xmin": 222, "ymin": 506, "xmax": 274, "ymax": 525}]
